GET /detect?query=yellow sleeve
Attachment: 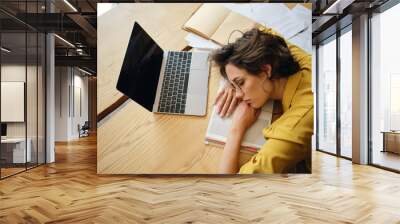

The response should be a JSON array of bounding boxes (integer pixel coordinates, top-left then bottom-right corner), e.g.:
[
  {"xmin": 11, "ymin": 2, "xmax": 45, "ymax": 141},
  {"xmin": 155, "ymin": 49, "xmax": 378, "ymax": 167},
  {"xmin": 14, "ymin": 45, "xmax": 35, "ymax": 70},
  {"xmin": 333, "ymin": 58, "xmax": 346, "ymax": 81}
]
[
  {"xmin": 239, "ymin": 138, "xmax": 307, "ymax": 174},
  {"xmin": 239, "ymin": 104, "xmax": 313, "ymax": 174},
  {"xmin": 258, "ymin": 26, "xmax": 311, "ymax": 71}
]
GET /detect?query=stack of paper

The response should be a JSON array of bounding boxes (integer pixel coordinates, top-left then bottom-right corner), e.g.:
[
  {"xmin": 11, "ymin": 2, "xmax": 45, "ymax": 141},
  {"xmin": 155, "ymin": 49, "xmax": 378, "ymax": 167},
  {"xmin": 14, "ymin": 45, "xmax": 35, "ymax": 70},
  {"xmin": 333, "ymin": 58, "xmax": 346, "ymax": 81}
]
[
  {"xmin": 288, "ymin": 4, "xmax": 312, "ymax": 53},
  {"xmin": 224, "ymin": 3, "xmax": 307, "ymax": 40},
  {"xmin": 185, "ymin": 3, "xmax": 312, "ymax": 52}
]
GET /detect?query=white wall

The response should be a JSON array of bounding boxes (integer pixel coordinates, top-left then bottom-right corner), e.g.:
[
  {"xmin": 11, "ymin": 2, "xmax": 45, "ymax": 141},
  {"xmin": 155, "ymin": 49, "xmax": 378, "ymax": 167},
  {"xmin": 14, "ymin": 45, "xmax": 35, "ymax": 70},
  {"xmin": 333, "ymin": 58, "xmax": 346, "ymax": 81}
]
[
  {"xmin": 1, "ymin": 65, "xmax": 33, "ymax": 138},
  {"xmin": 73, "ymin": 70, "xmax": 89, "ymax": 139},
  {"xmin": 55, "ymin": 67, "xmax": 69, "ymax": 141},
  {"xmin": 1, "ymin": 63, "xmax": 46, "ymax": 164},
  {"xmin": 55, "ymin": 67, "xmax": 89, "ymax": 141}
]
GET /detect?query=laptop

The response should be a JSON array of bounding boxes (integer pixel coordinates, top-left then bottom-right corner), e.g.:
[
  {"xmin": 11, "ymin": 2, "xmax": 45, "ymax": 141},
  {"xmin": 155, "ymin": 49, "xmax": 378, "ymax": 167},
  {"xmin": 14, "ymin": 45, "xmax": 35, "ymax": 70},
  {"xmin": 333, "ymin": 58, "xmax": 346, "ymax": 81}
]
[{"xmin": 116, "ymin": 22, "xmax": 210, "ymax": 116}]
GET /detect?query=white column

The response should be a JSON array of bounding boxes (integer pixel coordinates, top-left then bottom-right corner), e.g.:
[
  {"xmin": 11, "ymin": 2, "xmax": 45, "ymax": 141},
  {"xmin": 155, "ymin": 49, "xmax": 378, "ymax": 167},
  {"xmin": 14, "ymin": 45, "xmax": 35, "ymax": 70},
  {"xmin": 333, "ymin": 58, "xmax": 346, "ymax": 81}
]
[
  {"xmin": 45, "ymin": 0, "xmax": 56, "ymax": 163},
  {"xmin": 352, "ymin": 14, "xmax": 369, "ymax": 164},
  {"xmin": 46, "ymin": 32, "xmax": 55, "ymax": 163}
]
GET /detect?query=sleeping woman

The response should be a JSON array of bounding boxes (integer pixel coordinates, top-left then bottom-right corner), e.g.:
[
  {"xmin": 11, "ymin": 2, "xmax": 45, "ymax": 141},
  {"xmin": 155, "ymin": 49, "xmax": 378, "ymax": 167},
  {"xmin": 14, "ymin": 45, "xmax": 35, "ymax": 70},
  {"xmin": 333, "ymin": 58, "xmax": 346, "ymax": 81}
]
[{"xmin": 211, "ymin": 27, "xmax": 313, "ymax": 174}]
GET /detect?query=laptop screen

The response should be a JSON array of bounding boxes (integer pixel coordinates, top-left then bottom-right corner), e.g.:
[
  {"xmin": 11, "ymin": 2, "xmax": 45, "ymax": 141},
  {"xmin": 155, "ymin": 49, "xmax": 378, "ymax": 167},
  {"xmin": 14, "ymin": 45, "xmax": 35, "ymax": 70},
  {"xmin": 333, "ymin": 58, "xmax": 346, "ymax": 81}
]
[{"xmin": 116, "ymin": 22, "xmax": 164, "ymax": 111}]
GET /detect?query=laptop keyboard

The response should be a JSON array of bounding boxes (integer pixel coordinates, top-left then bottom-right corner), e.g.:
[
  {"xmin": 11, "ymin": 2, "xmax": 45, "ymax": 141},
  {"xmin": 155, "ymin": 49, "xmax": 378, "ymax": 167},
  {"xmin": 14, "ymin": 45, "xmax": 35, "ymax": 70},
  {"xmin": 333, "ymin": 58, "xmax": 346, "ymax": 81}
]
[{"xmin": 158, "ymin": 51, "xmax": 192, "ymax": 114}]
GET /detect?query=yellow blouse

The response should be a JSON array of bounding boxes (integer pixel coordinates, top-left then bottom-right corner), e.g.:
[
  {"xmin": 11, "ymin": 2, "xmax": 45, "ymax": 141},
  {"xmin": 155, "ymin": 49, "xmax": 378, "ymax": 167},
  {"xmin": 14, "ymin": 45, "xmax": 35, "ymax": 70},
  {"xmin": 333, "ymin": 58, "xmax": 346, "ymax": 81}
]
[{"xmin": 239, "ymin": 27, "xmax": 313, "ymax": 174}]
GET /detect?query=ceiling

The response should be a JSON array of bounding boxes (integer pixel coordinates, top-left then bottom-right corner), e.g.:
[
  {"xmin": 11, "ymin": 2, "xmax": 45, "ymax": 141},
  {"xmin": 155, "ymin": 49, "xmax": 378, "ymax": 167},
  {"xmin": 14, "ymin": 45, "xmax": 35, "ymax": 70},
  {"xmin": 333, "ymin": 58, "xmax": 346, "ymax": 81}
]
[
  {"xmin": 0, "ymin": 0, "xmax": 101, "ymax": 75},
  {"xmin": 0, "ymin": 0, "xmax": 395, "ymax": 74},
  {"xmin": 311, "ymin": 0, "xmax": 390, "ymax": 44}
]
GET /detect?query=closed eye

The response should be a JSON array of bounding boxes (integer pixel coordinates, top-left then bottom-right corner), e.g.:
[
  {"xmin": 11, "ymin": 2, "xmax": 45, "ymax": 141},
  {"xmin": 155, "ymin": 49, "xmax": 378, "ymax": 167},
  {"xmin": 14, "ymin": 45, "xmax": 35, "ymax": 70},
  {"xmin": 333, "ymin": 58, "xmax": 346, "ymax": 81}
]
[{"xmin": 237, "ymin": 80, "xmax": 244, "ymax": 86}]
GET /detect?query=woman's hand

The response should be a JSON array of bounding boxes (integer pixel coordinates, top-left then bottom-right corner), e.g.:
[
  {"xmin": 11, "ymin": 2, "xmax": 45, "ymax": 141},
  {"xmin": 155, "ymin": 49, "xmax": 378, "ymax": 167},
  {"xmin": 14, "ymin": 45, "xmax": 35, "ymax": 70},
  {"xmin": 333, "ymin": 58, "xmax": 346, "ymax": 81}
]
[
  {"xmin": 230, "ymin": 101, "xmax": 261, "ymax": 133},
  {"xmin": 214, "ymin": 83, "xmax": 240, "ymax": 118},
  {"xmin": 218, "ymin": 101, "xmax": 261, "ymax": 174}
]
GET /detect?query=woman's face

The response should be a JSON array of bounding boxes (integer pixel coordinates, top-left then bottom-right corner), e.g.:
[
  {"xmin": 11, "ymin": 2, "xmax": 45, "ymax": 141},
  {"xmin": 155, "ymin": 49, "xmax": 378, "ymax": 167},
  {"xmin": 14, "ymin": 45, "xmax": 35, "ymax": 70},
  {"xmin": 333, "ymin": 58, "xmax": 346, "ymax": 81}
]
[{"xmin": 225, "ymin": 63, "xmax": 273, "ymax": 109}]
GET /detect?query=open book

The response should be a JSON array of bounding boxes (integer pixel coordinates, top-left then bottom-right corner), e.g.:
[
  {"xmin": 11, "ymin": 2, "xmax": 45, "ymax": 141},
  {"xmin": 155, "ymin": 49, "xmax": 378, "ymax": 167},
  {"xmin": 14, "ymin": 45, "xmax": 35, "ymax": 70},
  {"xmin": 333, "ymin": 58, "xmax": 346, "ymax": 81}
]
[
  {"xmin": 205, "ymin": 81, "xmax": 273, "ymax": 153},
  {"xmin": 183, "ymin": 4, "xmax": 258, "ymax": 45}
]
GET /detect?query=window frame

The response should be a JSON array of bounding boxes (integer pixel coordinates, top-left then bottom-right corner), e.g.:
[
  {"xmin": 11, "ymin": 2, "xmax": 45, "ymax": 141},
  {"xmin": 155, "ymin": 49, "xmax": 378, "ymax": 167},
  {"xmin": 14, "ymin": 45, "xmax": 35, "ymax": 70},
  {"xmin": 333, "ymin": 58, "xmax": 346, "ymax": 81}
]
[{"xmin": 315, "ymin": 24, "xmax": 353, "ymax": 161}]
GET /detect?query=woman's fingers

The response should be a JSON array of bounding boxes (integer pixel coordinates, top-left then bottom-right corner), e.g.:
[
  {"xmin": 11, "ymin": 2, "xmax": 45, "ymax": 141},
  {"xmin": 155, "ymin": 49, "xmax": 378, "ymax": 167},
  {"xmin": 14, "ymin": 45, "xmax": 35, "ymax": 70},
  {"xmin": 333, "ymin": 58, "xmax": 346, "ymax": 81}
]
[
  {"xmin": 215, "ymin": 83, "xmax": 238, "ymax": 117},
  {"xmin": 220, "ymin": 88, "xmax": 233, "ymax": 117},
  {"xmin": 216, "ymin": 89, "xmax": 228, "ymax": 114},
  {"xmin": 214, "ymin": 89, "xmax": 225, "ymax": 105},
  {"xmin": 226, "ymin": 96, "xmax": 238, "ymax": 117}
]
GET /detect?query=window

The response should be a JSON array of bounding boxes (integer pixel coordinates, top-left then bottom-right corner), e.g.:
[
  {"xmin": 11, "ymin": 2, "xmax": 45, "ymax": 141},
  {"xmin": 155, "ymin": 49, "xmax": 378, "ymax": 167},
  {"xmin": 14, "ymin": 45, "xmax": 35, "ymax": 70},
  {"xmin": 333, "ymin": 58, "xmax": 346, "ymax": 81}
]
[
  {"xmin": 317, "ymin": 36, "xmax": 337, "ymax": 154},
  {"xmin": 339, "ymin": 28, "xmax": 352, "ymax": 158},
  {"xmin": 370, "ymin": 2, "xmax": 400, "ymax": 171},
  {"xmin": 0, "ymin": 1, "xmax": 47, "ymax": 179}
]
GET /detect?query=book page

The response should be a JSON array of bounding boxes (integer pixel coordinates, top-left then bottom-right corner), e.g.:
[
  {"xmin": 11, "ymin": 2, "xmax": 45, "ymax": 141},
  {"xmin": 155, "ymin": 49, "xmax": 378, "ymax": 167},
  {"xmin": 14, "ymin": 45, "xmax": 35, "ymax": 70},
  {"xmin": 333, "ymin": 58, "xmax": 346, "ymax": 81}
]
[
  {"xmin": 210, "ymin": 10, "xmax": 257, "ymax": 45},
  {"xmin": 205, "ymin": 80, "xmax": 273, "ymax": 150},
  {"xmin": 183, "ymin": 4, "xmax": 231, "ymax": 40}
]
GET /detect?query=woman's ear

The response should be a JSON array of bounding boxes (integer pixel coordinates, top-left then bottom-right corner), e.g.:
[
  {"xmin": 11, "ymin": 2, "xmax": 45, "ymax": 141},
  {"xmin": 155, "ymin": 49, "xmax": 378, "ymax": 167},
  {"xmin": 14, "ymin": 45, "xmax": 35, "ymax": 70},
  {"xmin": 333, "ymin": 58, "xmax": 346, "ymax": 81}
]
[{"xmin": 261, "ymin": 64, "xmax": 272, "ymax": 79}]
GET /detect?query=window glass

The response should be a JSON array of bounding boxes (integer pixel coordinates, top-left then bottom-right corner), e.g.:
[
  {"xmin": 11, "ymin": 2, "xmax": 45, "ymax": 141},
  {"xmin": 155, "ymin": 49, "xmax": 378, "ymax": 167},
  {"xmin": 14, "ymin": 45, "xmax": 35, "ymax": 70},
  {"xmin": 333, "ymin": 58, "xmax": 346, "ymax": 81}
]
[
  {"xmin": 371, "ymin": 3, "xmax": 400, "ymax": 171},
  {"xmin": 339, "ymin": 29, "xmax": 352, "ymax": 158},
  {"xmin": 317, "ymin": 36, "xmax": 337, "ymax": 154}
]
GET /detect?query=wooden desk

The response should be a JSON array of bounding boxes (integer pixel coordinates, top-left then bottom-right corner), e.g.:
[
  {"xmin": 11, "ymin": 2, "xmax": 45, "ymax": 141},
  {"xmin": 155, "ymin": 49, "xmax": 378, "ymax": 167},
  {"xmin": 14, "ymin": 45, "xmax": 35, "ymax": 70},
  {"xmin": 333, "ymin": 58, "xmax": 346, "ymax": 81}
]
[
  {"xmin": 97, "ymin": 3, "xmax": 253, "ymax": 174},
  {"xmin": 97, "ymin": 3, "xmax": 308, "ymax": 174}
]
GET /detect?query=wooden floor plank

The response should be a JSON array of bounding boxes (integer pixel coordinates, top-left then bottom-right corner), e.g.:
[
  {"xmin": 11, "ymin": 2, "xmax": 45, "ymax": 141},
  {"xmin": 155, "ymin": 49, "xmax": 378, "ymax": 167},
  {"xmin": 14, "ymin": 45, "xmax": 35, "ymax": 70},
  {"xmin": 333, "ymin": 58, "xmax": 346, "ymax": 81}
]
[{"xmin": 0, "ymin": 134, "xmax": 399, "ymax": 223}]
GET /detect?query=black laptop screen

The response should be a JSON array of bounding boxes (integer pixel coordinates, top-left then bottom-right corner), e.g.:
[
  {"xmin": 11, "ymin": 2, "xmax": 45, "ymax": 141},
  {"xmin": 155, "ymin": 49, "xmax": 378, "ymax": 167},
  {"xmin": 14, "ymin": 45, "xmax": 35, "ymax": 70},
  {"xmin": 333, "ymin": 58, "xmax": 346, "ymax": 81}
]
[{"xmin": 116, "ymin": 22, "xmax": 164, "ymax": 111}]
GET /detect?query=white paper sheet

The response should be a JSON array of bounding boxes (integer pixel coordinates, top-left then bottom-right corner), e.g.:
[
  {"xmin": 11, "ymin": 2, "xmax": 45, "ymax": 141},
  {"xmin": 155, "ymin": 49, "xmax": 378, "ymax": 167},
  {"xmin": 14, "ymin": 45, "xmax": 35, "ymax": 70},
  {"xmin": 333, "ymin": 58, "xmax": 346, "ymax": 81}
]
[
  {"xmin": 288, "ymin": 4, "xmax": 312, "ymax": 53},
  {"xmin": 223, "ymin": 3, "xmax": 307, "ymax": 39},
  {"xmin": 291, "ymin": 4, "xmax": 311, "ymax": 21},
  {"xmin": 289, "ymin": 26, "xmax": 312, "ymax": 54},
  {"xmin": 205, "ymin": 80, "xmax": 273, "ymax": 150},
  {"xmin": 185, "ymin": 33, "xmax": 220, "ymax": 50}
]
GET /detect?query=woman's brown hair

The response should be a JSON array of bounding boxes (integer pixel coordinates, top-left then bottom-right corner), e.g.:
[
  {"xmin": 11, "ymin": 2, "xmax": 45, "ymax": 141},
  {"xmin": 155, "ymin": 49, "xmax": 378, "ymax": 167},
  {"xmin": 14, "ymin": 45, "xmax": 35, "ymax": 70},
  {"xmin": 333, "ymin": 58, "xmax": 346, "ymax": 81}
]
[{"xmin": 211, "ymin": 28, "xmax": 300, "ymax": 79}]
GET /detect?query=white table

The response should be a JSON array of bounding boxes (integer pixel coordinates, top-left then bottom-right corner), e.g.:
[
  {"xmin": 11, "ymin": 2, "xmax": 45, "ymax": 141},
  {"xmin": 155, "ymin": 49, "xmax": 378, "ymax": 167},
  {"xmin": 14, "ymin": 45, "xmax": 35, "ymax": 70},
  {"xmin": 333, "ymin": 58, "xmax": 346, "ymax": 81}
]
[{"xmin": 1, "ymin": 138, "xmax": 32, "ymax": 163}]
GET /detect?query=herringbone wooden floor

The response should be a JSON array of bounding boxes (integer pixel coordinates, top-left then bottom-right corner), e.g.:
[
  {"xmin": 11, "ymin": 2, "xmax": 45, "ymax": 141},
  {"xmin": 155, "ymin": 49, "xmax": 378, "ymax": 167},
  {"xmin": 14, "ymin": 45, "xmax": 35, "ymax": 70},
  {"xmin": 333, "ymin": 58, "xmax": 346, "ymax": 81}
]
[{"xmin": 0, "ymin": 135, "xmax": 399, "ymax": 223}]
